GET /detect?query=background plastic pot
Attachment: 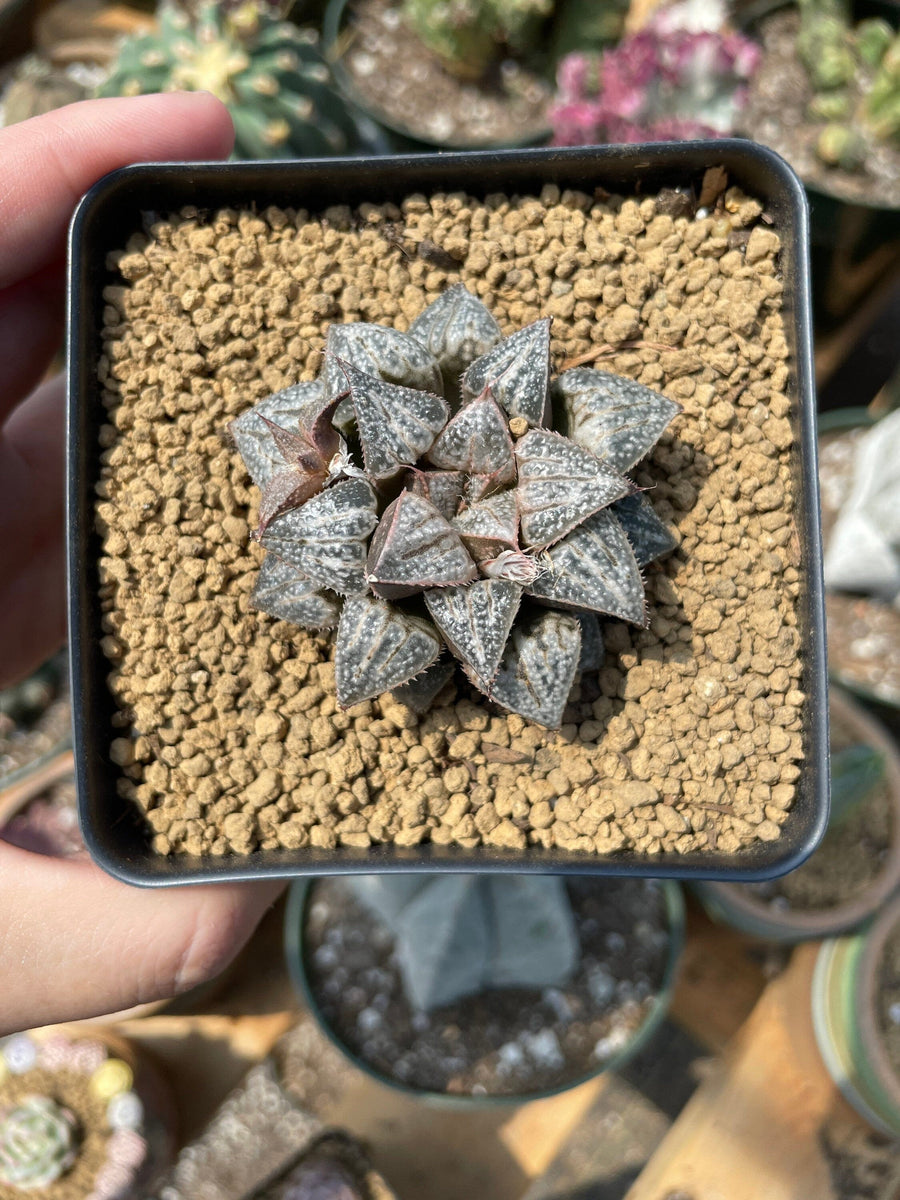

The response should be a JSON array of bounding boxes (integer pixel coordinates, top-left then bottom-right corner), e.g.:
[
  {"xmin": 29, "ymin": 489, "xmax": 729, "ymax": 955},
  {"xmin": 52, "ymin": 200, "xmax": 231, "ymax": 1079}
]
[
  {"xmin": 812, "ymin": 892, "xmax": 900, "ymax": 1138},
  {"xmin": 694, "ymin": 688, "xmax": 900, "ymax": 942},
  {"xmin": 284, "ymin": 877, "xmax": 685, "ymax": 1107}
]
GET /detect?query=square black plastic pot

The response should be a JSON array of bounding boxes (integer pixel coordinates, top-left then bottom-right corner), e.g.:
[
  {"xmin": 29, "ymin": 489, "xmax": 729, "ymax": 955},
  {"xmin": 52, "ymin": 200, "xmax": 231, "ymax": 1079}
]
[{"xmin": 67, "ymin": 141, "xmax": 829, "ymax": 886}]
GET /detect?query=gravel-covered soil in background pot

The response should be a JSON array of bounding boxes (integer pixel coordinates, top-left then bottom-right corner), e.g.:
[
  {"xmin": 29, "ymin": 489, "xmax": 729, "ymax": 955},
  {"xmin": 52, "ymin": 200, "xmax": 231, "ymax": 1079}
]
[
  {"xmin": 743, "ymin": 10, "xmax": 900, "ymax": 209},
  {"xmin": 334, "ymin": 0, "xmax": 553, "ymax": 147},
  {"xmin": 94, "ymin": 179, "xmax": 805, "ymax": 860},
  {"xmin": 303, "ymin": 876, "xmax": 672, "ymax": 1096}
]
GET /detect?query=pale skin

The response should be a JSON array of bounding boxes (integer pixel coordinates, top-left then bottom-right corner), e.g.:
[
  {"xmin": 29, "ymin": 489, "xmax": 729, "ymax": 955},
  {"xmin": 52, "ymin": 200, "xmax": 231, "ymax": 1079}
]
[{"xmin": 0, "ymin": 94, "xmax": 282, "ymax": 1036}]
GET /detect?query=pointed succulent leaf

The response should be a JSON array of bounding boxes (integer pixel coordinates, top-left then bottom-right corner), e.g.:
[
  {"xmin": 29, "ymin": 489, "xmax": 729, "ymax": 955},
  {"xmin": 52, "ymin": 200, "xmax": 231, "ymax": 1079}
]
[
  {"xmin": 230, "ymin": 380, "xmax": 326, "ymax": 488},
  {"xmin": 556, "ymin": 368, "xmax": 681, "ymax": 472},
  {"xmin": 393, "ymin": 659, "xmax": 456, "ymax": 714},
  {"xmin": 404, "ymin": 468, "xmax": 466, "ymax": 520},
  {"xmin": 461, "ymin": 318, "xmax": 551, "ymax": 426},
  {"xmin": 425, "ymin": 578, "xmax": 522, "ymax": 686},
  {"xmin": 408, "ymin": 283, "xmax": 502, "ymax": 382},
  {"xmin": 452, "ymin": 491, "xmax": 519, "ymax": 561},
  {"xmin": 464, "ymin": 471, "xmax": 509, "ymax": 504},
  {"xmin": 335, "ymin": 358, "xmax": 448, "ymax": 480},
  {"xmin": 335, "ymin": 596, "xmax": 441, "ymax": 708},
  {"xmin": 612, "ymin": 492, "xmax": 678, "ymax": 566},
  {"xmin": 366, "ymin": 491, "xmax": 477, "ymax": 600},
  {"xmin": 515, "ymin": 428, "xmax": 634, "ymax": 549},
  {"xmin": 250, "ymin": 554, "xmax": 340, "ymax": 629},
  {"xmin": 574, "ymin": 612, "xmax": 605, "ymax": 674},
  {"xmin": 528, "ymin": 509, "xmax": 646, "ymax": 624},
  {"xmin": 491, "ymin": 610, "xmax": 582, "ymax": 728},
  {"xmin": 260, "ymin": 477, "xmax": 377, "ymax": 595},
  {"xmin": 426, "ymin": 393, "xmax": 516, "ymax": 482},
  {"xmin": 322, "ymin": 323, "xmax": 443, "ymax": 400}
]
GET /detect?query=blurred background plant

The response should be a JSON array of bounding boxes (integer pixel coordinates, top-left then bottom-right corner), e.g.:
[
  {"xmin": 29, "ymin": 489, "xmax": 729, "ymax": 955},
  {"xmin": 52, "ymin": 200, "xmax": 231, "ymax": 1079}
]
[{"xmin": 549, "ymin": 0, "xmax": 760, "ymax": 146}]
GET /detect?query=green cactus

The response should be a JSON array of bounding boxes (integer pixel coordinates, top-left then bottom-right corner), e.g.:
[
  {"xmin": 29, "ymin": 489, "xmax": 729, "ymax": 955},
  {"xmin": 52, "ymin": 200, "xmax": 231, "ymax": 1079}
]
[
  {"xmin": 0, "ymin": 1097, "xmax": 79, "ymax": 1190},
  {"xmin": 402, "ymin": 0, "xmax": 553, "ymax": 79},
  {"xmin": 864, "ymin": 37, "xmax": 900, "ymax": 144},
  {"xmin": 98, "ymin": 1, "xmax": 378, "ymax": 159},
  {"xmin": 816, "ymin": 121, "xmax": 866, "ymax": 168}
]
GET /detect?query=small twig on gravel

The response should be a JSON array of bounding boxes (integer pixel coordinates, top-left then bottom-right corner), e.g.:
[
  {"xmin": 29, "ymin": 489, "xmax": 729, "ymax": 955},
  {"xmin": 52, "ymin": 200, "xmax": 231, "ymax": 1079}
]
[{"xmin": 559, "ymin": 341, "xmax": 679, "ymax": 370}]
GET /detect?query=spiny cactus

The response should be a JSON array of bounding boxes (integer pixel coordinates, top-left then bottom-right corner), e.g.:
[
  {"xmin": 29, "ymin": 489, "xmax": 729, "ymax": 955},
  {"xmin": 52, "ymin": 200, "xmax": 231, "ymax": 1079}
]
[
  {"xmin": 231, "ymin": 284, "xmax": 680, "ymax": 728},
  {"xmin": 0, "ymin": 1096, "xmax": 79, "ymax": 1190},
  {"xmin": 403, "ymin": 0, "xmax": 553, "ymax": 79},
  {"xmin": 97, "ymin": 1, "xmax": 379, "ymax": 160}
]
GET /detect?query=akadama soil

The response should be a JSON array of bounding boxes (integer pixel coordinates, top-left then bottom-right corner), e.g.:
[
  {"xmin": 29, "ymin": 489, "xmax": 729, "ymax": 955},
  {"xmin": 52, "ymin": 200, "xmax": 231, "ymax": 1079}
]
[{"xmin": 94, "ymin": 182, "xmax": 805, "ymax": 859}]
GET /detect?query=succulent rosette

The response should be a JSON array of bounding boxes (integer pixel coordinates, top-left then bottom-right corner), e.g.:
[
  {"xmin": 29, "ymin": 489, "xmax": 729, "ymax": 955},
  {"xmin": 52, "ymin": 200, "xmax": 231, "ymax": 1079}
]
[
  {"xmin": 0, "ymin": 1096, "xmax": 79, "ymax": 1190},
  {"xmin": 231, "ymin": 285, "xmax": 680, "ymax": 728}
]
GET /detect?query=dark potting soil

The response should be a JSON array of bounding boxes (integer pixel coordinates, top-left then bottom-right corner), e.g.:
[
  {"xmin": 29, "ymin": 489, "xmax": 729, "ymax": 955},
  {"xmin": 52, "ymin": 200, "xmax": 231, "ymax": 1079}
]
[
  {"xmin": 337, "ymin": 0, "xmax": 553, "ymax": 147},
  {"xmin": 819, "ymin": 427, "xmax": 900, "ymax": 708},
  {"xmin": 743, "ymin": 10, "xmax": 900, "ymax": 209},
  {"xmin": 303, "ymin": 877, "xmax": 671, "ymax": 1097},
  {"xmin": 877, "ymin": 920, "xmax": 900, "ymax": 1083},
  {"xmin": 744, "ymin": 710, "xmax": 893, "ymax": 911}
]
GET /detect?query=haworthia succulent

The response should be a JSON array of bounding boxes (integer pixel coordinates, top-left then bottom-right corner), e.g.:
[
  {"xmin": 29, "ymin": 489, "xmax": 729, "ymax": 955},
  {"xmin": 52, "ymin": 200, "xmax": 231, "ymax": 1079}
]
[
  {"xmin": 334, "ymin": 358, "xmax": 448, "ymax": 480},
  {"xmin": 612, "ymin": 492, "xmax": 678, "ymax": 567},
  {"xmin": 515, "ymin": 427, "xmax": 634, "ymax": 549},
  {"xmin": 491, "ymin": 609, "xmax": 582, "ymax": 728},
  {"xmin": 334, "ymin": 595, "xmax": 441, "ymax": 708},
  {"xmin": 461, "ymin": 318, "xmax": 552, "ymax": 426},
  {"xmin": 556, "ymin": 369, "xmax": 682, "ymax": 472},
  {"xmin": 250, "ymin": 554, "xmax": 340, "ymax": 630},
  {"xmin": 527, "ymin": 509, "xmax": 646, "ymax": 624},
  {"xmin": 408, "ymin": 282, "xmax": 502, "ymax": 386},
  {"xmin": 425, "ymin": 578, "xmax": 523, "ymax": 687},
  {"xmin": 260, "ymin": 477, "xmax": 377, "ymax": 595},
  {"xmin": 234, "ymin": 284, "xmax": 681, "ymax": 726},
  {"xmin": 366, "ymin": 491, "xmax": 477, "ymax": 599}
]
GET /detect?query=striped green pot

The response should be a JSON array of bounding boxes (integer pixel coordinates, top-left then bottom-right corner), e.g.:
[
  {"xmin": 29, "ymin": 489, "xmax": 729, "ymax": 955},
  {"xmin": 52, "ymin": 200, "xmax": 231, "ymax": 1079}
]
[{"xmin": 812, "ymin": 894, "xmax": 900, "ymax": 1138}]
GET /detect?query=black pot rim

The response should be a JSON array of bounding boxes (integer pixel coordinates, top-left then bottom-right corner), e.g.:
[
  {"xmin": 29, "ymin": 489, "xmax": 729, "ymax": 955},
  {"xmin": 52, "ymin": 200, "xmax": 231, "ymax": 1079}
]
[{"xmin": 67, "ymin": 141, "xmax": 829, "ymax": 886}]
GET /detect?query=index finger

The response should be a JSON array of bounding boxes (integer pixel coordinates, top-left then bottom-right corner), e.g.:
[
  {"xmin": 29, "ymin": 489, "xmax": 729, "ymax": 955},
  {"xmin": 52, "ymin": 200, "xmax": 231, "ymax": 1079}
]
[{"xmin": 0, "ymin": 92, "xmax": 235, "ymax": 292}]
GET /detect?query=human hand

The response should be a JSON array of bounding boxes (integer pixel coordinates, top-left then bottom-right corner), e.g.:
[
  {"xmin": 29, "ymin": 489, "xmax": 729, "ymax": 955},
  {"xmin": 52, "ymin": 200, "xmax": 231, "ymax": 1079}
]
[{"xmin": 0, "ymin": 95, "xmax": 282, "ymax": 1035}]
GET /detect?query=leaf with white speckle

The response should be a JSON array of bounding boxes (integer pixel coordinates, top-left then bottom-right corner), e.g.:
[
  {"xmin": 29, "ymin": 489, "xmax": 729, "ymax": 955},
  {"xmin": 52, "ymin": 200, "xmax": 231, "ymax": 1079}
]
[
  {"xmin": 408, "ymin": 283, "xmax": 502, "ymax": 387},
  {"xmin": 612, "ymin": 492, "xmax": 678, "ymax": 566},
  {"xmin": 229, "ymin": 380, "xmax": 325, "ymax": 489},
  {"xmin": 461, "ymin": 318, "xmax": 551, "ymax": 426},
  {"xmin": 425, "ymin": 578, "xmax": 522, "ymax": 686},
  {"xmin": 491, "ymin": 610, "xmax": 582, "ymax": 728},
  {"xmin": 250, "ymin": 555, "xmax": 340, "ymax": 629},
  {"xmin": 527, "ymin": 509, "xmax": 646, "ymax": 624},
  {"xmin": 427, "ymin": 393, "xmax": 516, "ymax": 483},
  {"xmin": 452, "ymin": 491, "xmax": 519, "ymax": 561},
  {"xmin": 335, "ymin": 358, "xmax": 448, "ymax": 480},
  {"xmin": 260, "ymin": 477, "xmax": 377, "ymax": 595},
  {"xmin": 404, "ymin": 468, "xmax": 467, "ymax": 520},
  {"xmin": 515, "ymin": 428, "xmax": 633, "ymax": 548},
  {"xmin": 322, "ymin": 323, "xmax": 443, "ymax": 401},
  {"xmin": 556, "ymin": 368, "xmax": 681, "ymax": 472},
  {"xmin": 366, "ymin": 491, "xmax": 477, "ymax": 600},
  {"xmin": 393, "ymin": 659, "xmax": 456, "ymax": 713},
  {"xmin": 335, "ymin": 596, "xmax": 441, "ymax": 708}
]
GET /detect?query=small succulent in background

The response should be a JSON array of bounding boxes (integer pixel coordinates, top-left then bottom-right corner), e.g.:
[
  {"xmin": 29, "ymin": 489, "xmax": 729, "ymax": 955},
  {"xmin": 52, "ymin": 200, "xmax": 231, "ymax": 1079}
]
[
  {"xmin": 231, "ymin": 284, "xmax": 679, "ymax": 728},
  {"xmin": 97, "ymin": 1, "xmax": 381, "ymax": 159},
  {"xmin": 549, "ymin": 0, "xmax": 760, "ymax": 146},
  {"xmin": 824, "ymin": 409, "xmax": 900, "ymax": 608},
  {"xmin": 347, "ymin": 875, "xmax": 579, "ymax": 1010},
  {"xmin": 402, "ymin": 0, "xmax": 553, "ymax": 79},
  {"xmin": 796, "ymin": 0, "xmax": 900, "ymax": 168},
  {"xmin": 0, "ymin": 1096, "xmax": 79, "ymax": 1189}
]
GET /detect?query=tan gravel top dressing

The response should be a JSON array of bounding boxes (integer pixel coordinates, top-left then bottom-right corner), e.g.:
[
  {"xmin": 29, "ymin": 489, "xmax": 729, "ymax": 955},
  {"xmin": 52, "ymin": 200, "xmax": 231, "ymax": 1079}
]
[{"xmin": 94, "ymin": 182, "xmax": 804, "ymax": 859}]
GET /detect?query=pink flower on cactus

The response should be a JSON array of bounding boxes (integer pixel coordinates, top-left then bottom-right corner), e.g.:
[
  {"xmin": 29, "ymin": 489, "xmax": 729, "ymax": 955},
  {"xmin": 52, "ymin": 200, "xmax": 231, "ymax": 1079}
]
[{"xmin": 549, "ymin": 99, "xmax": 605, "ymax": 146}]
